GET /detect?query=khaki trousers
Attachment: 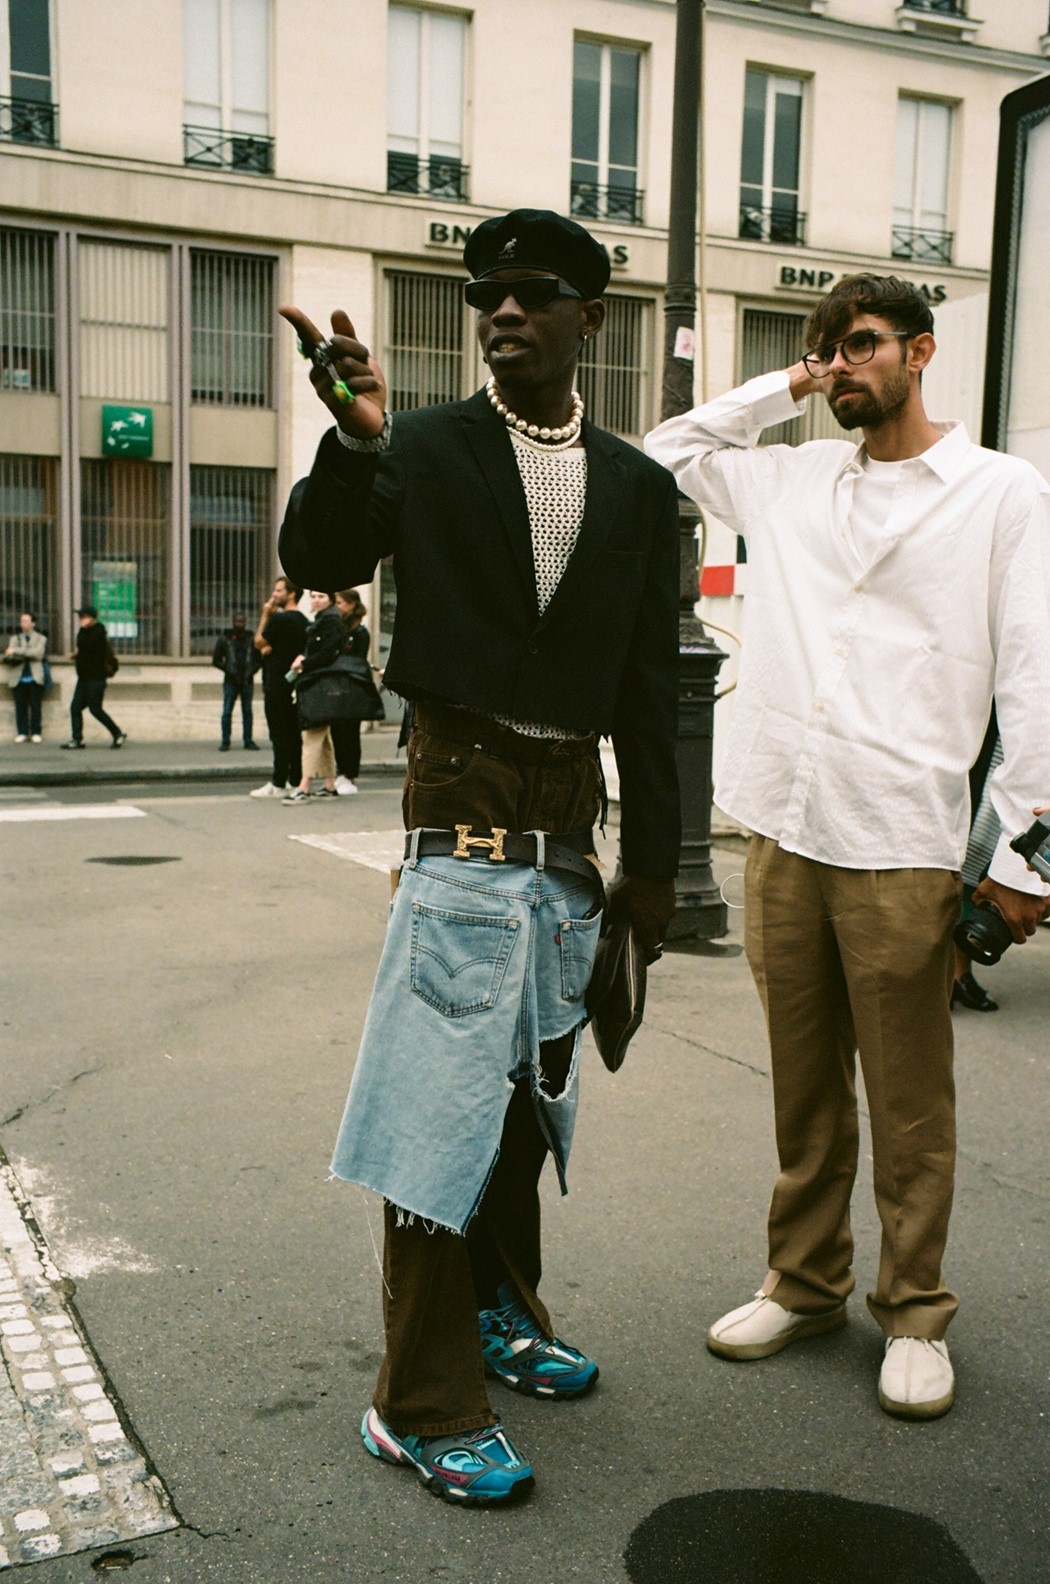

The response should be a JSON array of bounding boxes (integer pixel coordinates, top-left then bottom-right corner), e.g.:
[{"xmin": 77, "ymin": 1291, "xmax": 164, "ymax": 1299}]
[
  {"xmin": 300, "ymin": 725, "xmax": 335, "ymax": 782},
  {"xmin": 744, "ymin": 837, "xmax": 962, "ymax": 1339}
]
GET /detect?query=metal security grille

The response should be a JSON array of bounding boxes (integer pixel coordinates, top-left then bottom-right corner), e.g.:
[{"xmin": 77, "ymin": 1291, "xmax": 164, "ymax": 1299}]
[
  {"xmin": 385, "ymin": 272, "xmax": 467, "ymax": 410},
  {"xmin": 80, "ymin": 460, "xmax": 171, "ymax": 653},
  {"xmin": 0, "ymin": 454, "xmax": 59, "ymax": 640},
  {"xmin": 188, "ymin": 465, "xmax": 273, "ymax": 654},
  {"xmin": 740, "ymin": 308, "xmax": 841, "ymax": 444},
  {"xmin": 1, "ymin": 227, "xmax": 56, "ymax": 391},
  {"xmin": 190, "ymin": 251, "xmax": 275, "ymax": 406},
  {"xmin": 79, "ymin": 240, "xmax": 170, "ymax": 401},
  {"xmin": 578, "ymin": 295, "xmax": 652, "ymax": 438}
]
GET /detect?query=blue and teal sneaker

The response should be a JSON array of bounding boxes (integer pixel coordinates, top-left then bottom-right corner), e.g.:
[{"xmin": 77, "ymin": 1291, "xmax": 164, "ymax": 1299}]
[
  {"xmin": 478, "ymin": 1282, "xmax": 599, "ymax": 1399},
  {"xmin": 360, "ymin": 1407, "xmax": 534, "ymax": 1504}
]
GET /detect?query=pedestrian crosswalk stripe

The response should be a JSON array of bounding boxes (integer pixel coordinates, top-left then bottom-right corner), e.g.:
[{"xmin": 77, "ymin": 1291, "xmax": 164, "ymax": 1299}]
[{"xmin": 0, "ymin": 805, "xmax": 147, "ymax": 823}]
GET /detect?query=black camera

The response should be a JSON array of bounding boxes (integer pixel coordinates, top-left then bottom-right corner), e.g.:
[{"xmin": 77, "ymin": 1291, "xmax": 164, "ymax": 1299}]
[{"xmin": 953, "ymin": 811, "xmax": 1050, "ymax": 967}]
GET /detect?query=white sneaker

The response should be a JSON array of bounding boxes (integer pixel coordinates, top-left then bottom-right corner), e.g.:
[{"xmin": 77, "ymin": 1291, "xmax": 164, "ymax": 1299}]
[
  {"xmin": 30, "ymin": 734, "xmax": 42, "ymax": 743},
  {"xmin": 878, "ymin": 1337, "xmax": 954, "ymax": 1419},
  {"xmin": 14, "ymin": 734, "xmax": 26, "ymax": 743},
  {"xmin": 335, "ymin": 775, "xmax": 358, "ymax": 795},
  {"xmin": 249, "ymin": 781, "xmax": 280, "ymax": 798},
  {"xmin": 707, "ymin": 1290, "xmax": 847, "ymax": 1360}
]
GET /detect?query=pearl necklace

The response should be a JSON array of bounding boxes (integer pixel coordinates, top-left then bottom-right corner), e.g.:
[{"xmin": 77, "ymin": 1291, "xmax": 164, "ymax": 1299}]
[{"xmin": 486, "ymin": 377, "xmax": 584, "ymax": 451}]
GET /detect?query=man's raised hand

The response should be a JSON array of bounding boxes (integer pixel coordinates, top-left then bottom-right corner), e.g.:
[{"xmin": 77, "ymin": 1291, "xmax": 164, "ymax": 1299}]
[{"xmin": 279, "ymin": 306, "xmax": 388, "ymax": 439}]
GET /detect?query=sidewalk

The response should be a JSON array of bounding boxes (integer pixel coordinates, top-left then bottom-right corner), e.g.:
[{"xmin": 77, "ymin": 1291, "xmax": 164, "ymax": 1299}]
[
  {"xmin": 0, "ymin": 728, "xmax": 752, "ymax": 840},
  {"xmin": 0, "ymin": 726, "xmax": 408, "ymax": 790}
]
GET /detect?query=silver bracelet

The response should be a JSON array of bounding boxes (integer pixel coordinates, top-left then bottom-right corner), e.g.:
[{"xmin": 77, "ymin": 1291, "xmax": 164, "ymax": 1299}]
[{"xmin": 336, "ymin": 412, "xmax": 392, "ymax": 454}]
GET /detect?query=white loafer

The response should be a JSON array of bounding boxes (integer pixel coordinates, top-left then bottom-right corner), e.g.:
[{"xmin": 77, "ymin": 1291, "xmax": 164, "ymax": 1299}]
[
  {"xmin": 707, "ymin": 1290, "xmax": 847, "ymax": 1360},
  {"xmin": 878, "ymin": 1337, "xmax": 954, "ymax": 1419}
]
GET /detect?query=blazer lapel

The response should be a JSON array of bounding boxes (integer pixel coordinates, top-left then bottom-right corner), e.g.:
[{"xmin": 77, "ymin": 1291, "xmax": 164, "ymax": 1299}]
[
  {"xmin": 460, "ymin": 391, "xmax": 537, "ymax": 614},
  {"xmin": 535, "ymin": 419, "xmax": 627, "ymax": 628}
]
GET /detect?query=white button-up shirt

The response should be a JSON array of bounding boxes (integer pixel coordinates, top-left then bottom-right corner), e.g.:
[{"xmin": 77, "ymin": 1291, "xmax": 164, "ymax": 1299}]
[{"xmin": 645, "ymin": 372, "xmax": 1050, "ymax": 894}]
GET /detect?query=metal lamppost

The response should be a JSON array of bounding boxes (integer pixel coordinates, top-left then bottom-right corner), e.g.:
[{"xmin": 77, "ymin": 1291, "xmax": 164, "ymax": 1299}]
[{"xmin": 662, "ymin": 0, "xmax": 728, "ymax": 943}]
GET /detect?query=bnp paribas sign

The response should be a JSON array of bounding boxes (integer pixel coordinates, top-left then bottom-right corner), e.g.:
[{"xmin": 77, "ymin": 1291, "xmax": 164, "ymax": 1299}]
[{"xmin": 101, "ymin": 405, "xmax": 153, "ymax": 458}]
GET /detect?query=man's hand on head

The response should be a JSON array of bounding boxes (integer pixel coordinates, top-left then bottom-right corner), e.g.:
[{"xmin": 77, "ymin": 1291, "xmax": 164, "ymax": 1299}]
[{"xmin": 278, "ymin": 306, "xmax": 388, "ymax": 439}]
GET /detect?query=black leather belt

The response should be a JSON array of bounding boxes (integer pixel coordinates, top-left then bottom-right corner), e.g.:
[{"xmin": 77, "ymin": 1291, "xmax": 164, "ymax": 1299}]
[{"xmin": 407, "ymin": 826, "xmax": 599, "ymax": 886}]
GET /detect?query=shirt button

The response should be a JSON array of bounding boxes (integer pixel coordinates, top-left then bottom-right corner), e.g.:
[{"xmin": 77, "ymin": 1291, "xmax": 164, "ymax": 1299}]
[
  {"xmin": 853, "ymin": 583, "xmax": 864, "ymax": 593},
  {"xmin": 527, "ymin": 641, "xmax": 538, "ymax": 655},
  {"xmin": 814, "ymin": 703, "xmax": 825, "ymax": 713}
]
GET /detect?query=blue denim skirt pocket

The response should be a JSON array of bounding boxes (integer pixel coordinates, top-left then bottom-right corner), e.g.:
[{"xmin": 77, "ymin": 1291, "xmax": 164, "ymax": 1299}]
[
  {"xmin": 558, "ymin": 909, "xmax": 603, "ymax": 1003},
  {"xmin": 410, "ymin": 901, "xmax": 520, "ymax": 1018}
]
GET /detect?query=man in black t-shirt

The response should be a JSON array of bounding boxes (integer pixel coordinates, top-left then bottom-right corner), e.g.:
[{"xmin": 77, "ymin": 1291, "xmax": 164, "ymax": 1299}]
[
  {"xmin": 61, "ymin": 606, "xmax": 126, "ymax": 750},
  {"xmin": 250, "ymin": 577, "xmax": 308, "ymax": 797}
]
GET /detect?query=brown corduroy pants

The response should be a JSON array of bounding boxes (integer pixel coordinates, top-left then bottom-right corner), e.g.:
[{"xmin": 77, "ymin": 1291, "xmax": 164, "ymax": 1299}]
[{"xmin": 744, "ymin": 836, "xmax": 963, "ymax": 1339}]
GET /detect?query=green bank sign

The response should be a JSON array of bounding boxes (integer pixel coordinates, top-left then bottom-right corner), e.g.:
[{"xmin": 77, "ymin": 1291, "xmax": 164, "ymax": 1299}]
[{"xmin": 102, "ymin": 405, "xmax": 153, "ymax": 457}]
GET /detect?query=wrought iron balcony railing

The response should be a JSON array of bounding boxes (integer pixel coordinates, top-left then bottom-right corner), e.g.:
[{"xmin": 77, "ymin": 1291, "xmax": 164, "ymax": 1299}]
[
  {"xmin": 739, "ymin": 204, "xmax": 807, "ymax": 246},
  {"xmin": 569, "ymin": 179, "xmax": 645, "ymax": 226},
  {"xmin": 183, "ymin": 124, "xmax": 274, "ymax": 175},
  {"xmin": 891, "ymin": 224, "xmax": 954, "ymax": 265},
  {"xmin": 901, "ymin": 0, "xmax": 967, "ymax": 14},
  {"xmin": 387, "ymin": 151, "xmax": 469, "ymax": 200},
  {"xmin": 0, "ymin": 96, "xmax": 58, "ymax": 146}
]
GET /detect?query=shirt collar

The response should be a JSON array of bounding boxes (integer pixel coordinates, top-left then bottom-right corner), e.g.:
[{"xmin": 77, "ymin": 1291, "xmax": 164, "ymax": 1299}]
[{"xmin": 838, "ymin": 420, "xmax": 971, "ymax": 483}]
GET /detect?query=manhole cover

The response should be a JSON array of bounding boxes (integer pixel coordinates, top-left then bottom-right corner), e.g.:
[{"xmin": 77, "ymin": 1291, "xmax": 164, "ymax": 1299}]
[
  {"xmin": 625, "ymin": 1490, "xmax": 983, "ymax": 1584},
  {"xmin": 85, "ymin": 856, "xmax": 181, "ymax": 866}
]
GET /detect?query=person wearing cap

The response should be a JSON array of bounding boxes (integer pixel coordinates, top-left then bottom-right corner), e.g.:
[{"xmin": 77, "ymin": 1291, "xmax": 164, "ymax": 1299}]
[
  {"xmin": 62, "ymin": 607, "xmax": 126, "ymax": 750},
  {"xmin": 279, "ymin": 209, "xmax": 680, "ymax": 1504}
]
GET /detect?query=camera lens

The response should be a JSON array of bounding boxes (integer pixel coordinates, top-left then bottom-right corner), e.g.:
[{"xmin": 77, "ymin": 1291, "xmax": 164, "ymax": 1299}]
[{"xmin": 952, "ymin": 904, "xmax": 1014, "ymax": 967}]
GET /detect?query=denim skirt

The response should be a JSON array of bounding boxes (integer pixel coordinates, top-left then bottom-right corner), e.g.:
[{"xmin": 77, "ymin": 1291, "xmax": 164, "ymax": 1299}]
[{"xmin": 330, "ymin": 831, "xmax": 603, "ymax": 1234}]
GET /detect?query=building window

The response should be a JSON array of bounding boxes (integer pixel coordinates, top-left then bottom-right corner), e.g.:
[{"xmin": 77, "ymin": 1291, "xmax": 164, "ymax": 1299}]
[
  {"xmin": 78, "ymin": 240, "xmax": 169, "ymax": 401},
  {"xmin": 0, "ymin": 453, "xmax": 58, "ymax": 642},
  {"xmin": 189, "ymin": 465, "xmax": 272, "ymax": 655},
  {"xmin": 387, "ymin": 5, "xmax": 468, "ymax": 200},
  {"xmin": 1, "ymin": 0, "xmax": 57, "ymax": 145},
  {"xmin": 1, "ymin": 225, "xmax": 55, "ymax": 391},
  {"xmin": 577, "ymin": 294, "xmax": 652, "ymax": 439},
  {"xmin": 893, "ymin": 97, "xmax": 953, "ymax": 265},
  {"xmin": 183, "ymin": 0, "xmax": 273, "ymax": 174},
  {"xmin": 571, "ymin": 40, "xmax": 643, "ymax": 225},
  {"xmin": 190, "ymin": 250, "xmax": 274, "ymax": 407},
  {"xmin": 384, "ymin": 271, "xmax": 467, "ymax": 411},
  {"xmin": 80, "ymin": 459, "xmax": 171, "ymax": 654},
  {"xmin": 739, "ymin": 70, "xmax": 805, "ymax": 245}
]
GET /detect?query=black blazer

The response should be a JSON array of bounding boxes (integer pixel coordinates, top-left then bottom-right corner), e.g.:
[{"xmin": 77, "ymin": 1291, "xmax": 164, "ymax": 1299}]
[{"xmin": 279, "ymin": 390, "xmax": 682, "ymax": 877}]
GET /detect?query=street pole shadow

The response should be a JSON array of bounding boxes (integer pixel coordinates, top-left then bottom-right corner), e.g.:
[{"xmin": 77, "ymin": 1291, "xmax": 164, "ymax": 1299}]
[{"xmin": 624, "ymin": 1488, "xmax": 984, "ymax": 1584}]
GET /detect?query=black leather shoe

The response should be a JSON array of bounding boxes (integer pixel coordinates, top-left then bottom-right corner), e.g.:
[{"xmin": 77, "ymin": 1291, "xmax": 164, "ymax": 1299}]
[
  {"xmin": 60, "ymin": 740, "xmax": 85, "ymax": 750},
  {"xmin": 951, "ymin": 972, "xmax": 998, "ymax": 1012},
  {"xmin": 244, "ymin": 740, "xmax": 259, "ymax": 750},
  {"xmin": 219, "ymin": 742, "xmax": 231, "ymax": 751}
]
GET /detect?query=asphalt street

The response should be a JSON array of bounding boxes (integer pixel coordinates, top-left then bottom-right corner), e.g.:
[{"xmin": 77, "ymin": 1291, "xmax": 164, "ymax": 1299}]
[{"xmin": 1, "ymin": 772, "xmax": 1048, "ymax": 1583}]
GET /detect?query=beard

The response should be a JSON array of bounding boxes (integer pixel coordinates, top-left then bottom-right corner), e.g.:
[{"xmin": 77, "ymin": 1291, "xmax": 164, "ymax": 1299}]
[{"xmin": 827, "ymin": 363, "xmax": 910, "ymax": 431}]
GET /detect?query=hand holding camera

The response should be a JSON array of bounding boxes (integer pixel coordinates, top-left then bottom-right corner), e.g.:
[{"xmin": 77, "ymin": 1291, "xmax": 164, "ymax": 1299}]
[{"xmin": 954, "ymin": 810, "xmax": 1050, "ymax": 965}]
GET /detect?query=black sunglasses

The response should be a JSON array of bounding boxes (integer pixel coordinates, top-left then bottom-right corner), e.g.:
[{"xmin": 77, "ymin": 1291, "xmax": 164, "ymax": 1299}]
[{"xmin": 464, "ymin": 276, "xmax": 583, "ymax": 312}]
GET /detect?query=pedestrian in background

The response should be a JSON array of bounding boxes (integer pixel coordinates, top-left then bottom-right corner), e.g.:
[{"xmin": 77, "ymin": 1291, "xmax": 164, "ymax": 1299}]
[
  {"xmin": 331, "ymin": 587, "xmax": 372, "ymax": 795},
  {"xmin": 4, "ymin": 612, "xmax": 48, "ymax": 742},
  {"xmin": 283, "ymin": 589, "xmax": 342, "ymax": 804},
  {"xmin": 250, "ymin": 577, "xmax": 308, "ymax": 798},
  {"xmin": 211, "ymin": 612, "xmax": 260, "ymax": 751},
  {"xmin": 62, "ymin": 606, "xmax": 126, "ymax": 750}
]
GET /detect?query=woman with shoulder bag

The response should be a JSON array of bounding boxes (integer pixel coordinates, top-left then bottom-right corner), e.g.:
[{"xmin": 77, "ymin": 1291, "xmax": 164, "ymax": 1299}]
[
  {"xmin": 284, "ymin": 590, "xmax": 342, "ymax": 805},
  {"xmin": 330, "ymin": 588, "xmax": 374, "ymax": 796},
  {"xmin": 4, "ymin": 612, "xmax": 48, "ymax": 742}
]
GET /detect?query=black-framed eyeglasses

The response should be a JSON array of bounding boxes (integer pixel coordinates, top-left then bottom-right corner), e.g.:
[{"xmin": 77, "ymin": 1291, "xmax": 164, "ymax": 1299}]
[
  {"xmin": 802, "ymin": 330, "xmax": 915, "ymax": 377},
  {"xmin": 463, "ymin": 276, "xmax": 583, "ymax": 312}
]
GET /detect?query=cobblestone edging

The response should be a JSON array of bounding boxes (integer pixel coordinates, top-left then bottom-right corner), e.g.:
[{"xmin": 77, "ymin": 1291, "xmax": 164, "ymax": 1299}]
[{"xmin": 0, "ymin": 1158, "xmax": 178, "ymax": 1569}]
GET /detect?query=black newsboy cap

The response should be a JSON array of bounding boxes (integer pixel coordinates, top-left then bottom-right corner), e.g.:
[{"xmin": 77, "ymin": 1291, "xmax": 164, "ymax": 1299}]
[{"xmin": 464, "ymin": 209, "xmax": 610, "ymax": 299}]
